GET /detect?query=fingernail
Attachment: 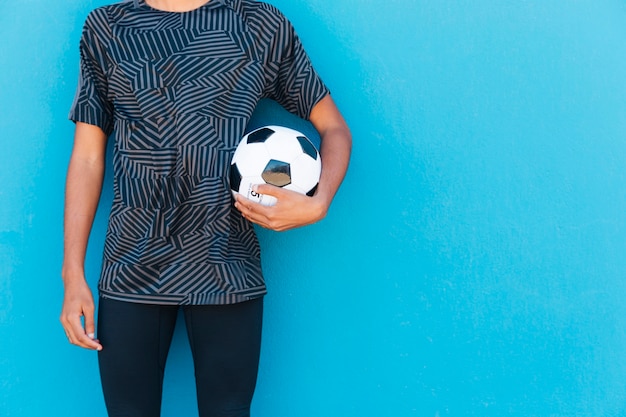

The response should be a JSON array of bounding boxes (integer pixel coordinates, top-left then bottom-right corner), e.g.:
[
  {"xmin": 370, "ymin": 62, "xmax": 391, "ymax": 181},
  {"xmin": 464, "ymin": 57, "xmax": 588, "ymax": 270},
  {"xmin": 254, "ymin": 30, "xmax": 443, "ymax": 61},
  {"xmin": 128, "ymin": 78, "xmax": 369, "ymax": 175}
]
[
  {"xmin": 252, "ymin": 185, "xmax": 258, "ymax": 192},
  {"xmin": 88, "ymin": 333, "xmax": 95, "ymax": 339}
]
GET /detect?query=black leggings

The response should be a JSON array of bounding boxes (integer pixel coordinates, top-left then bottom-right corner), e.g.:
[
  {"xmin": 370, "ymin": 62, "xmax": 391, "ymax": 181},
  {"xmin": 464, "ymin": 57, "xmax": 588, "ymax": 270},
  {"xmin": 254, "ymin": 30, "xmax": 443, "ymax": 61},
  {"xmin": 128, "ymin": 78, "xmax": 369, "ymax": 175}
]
[{"xmin": 97, "ymin": 297, "xmax": 263, "ymax": 417}]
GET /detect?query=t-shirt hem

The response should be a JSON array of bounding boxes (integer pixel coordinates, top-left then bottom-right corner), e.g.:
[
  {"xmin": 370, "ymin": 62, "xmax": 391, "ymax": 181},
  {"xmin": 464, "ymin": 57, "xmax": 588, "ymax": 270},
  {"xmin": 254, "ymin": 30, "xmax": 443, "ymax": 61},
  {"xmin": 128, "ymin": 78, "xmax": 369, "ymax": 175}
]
[{"xmin": 98, "ymin": 287, "xmax": 267, "ymax": 306}]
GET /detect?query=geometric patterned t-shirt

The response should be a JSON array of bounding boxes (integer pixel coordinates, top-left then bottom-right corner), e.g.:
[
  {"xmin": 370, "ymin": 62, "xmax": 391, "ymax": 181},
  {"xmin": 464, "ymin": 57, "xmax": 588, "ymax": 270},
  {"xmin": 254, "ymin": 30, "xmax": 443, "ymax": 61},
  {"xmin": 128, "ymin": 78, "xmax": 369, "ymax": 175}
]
[{"xmin": 69, "ymin": 0, "xmax": 329, "ymax": 305}]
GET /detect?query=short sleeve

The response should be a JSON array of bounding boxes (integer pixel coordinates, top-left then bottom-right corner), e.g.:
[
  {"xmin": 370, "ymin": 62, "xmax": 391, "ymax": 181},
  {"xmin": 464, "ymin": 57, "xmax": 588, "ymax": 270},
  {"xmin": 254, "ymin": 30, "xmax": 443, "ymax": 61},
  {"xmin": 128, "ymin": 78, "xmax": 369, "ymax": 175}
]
[
  {"xmin": 68, "ymin": 11, "xmax": 114, "ymax": 136},
  {"xmin": 262, "ymin": 14, "xmax": 330, "ymax": 120}
]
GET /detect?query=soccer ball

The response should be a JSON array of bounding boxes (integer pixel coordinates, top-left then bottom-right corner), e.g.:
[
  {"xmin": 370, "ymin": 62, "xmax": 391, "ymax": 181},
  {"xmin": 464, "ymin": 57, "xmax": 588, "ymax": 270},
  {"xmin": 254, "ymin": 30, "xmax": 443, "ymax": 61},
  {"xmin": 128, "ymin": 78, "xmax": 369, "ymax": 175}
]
[{"xmin": 229, "ymin": 125, "xmax": 322, "ymax": 206}]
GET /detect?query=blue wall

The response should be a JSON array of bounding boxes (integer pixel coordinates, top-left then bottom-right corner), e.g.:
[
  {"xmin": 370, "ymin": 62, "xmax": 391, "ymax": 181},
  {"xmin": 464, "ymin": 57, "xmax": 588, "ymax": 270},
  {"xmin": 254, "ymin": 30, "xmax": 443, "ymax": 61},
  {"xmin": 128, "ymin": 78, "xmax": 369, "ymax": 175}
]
[{"xmin": 2, "ymin": 1, "xmax": 626, "ymax": 416}]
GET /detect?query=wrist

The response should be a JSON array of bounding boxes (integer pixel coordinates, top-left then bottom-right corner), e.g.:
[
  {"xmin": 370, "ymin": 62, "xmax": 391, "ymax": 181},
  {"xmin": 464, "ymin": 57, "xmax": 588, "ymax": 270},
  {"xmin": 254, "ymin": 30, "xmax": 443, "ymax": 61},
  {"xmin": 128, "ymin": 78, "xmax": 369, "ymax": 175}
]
[
  {"xmin": 311, "ymin": 192, "xmax": 331, "ymax": 222},
  {"xmin": 61, "ymin": 264, "xmax": 86, "ymax": 283}
]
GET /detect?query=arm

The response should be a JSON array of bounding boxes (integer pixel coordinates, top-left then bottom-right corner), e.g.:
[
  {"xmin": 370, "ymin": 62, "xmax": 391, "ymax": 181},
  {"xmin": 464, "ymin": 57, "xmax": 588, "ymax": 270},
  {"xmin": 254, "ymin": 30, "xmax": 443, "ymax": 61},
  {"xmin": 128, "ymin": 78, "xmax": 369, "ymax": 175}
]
[
  {"xmin": 234, "ymin": 94, "xmax": 352, "ymax": 231},
  {"xmin": 60, "ymin": 122, "xmax": 107, "ymax": 351}
]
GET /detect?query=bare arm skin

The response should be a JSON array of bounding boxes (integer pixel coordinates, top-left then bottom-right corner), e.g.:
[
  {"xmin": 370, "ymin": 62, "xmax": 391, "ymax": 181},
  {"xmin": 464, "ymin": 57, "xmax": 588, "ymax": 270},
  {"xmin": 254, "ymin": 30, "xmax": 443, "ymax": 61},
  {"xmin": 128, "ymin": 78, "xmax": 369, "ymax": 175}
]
[
  {"xmin": 234, "ymin": 94, "xmax": 352, "ymax": 231},
  {"xmin": 60, "ymin": 122, "xmax": 107, "ymax": 351}
]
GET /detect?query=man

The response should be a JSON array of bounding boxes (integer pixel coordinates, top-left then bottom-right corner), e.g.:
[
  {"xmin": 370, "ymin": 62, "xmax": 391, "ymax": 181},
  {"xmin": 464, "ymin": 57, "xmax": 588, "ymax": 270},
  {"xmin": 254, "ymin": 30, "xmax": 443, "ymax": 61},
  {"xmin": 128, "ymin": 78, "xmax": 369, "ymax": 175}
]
[{"xmin": 60, "ymin": 0, "xmax": 351, "ymax": 416}]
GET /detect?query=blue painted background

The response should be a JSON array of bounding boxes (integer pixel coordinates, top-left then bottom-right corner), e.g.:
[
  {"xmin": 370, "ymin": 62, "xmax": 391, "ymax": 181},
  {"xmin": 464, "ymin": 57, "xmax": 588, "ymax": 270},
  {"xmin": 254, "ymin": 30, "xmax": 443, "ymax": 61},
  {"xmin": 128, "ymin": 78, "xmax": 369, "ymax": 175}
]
[{"xmin": 2, "ymin": 1, "xmax": 626, "ymax": 416}]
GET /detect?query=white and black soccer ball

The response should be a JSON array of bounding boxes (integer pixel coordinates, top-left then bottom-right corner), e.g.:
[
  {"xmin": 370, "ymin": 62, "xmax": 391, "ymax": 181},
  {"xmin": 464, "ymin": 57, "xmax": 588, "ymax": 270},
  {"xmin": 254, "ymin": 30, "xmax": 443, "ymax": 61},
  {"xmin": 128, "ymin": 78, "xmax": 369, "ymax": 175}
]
[{"xmin": 230, "ymin": 125, "xmax": 322, "ymax": 206}]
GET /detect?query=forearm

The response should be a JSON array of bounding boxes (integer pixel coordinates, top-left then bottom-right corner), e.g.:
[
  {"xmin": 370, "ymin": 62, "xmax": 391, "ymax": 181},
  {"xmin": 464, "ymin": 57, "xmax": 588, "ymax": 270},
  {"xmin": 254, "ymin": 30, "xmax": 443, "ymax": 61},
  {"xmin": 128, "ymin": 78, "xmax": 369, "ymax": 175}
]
[
  {"xmin": 310, "ymin": 95, "xmax": 352, "ymax": 213},
  {"xmin": 316, "ymin": 125, "xmax": 352, "ymax": 209},
  {"xmin": 62, "ymin": 157, "xmax": 105, "ymax": 281},
  {"xmin": 61, "ymin": 123, "xmax": 107, "ymax": 283}
]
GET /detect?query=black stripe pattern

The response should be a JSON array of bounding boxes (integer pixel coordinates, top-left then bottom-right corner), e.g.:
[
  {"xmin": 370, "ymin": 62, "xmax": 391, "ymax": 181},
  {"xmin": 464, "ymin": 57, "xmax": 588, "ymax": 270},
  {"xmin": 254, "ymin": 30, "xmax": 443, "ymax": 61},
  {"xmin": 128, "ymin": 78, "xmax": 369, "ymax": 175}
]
[{"xmin": 69, "ymin": 0, "xmax": 329, "ymax": 305}]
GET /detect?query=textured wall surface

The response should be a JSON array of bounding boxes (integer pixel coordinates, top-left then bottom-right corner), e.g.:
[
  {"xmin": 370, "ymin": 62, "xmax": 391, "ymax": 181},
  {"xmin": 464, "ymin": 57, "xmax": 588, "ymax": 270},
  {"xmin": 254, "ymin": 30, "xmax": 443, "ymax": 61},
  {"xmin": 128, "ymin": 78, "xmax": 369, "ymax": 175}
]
[{"xmin": 1, "ymin": 1, "xmax": 626, "ymax": 416}]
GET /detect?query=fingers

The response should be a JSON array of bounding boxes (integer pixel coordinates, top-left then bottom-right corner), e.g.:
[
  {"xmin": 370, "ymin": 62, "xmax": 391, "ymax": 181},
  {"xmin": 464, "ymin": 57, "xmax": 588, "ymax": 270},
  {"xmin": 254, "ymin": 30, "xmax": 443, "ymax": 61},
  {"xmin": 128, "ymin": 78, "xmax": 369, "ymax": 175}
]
[
  {"xmin": 82, "ymin": 307, "xmax": 102, "ymax": 350},
  {"xmin": 253, "ymin": 183, "xmax": 283, "ymax": 198},
  {"xmin": 61, "ymin": 312, "xmax": 102, "ymax": 351},
  {"xmin": 234, "ymin": 190, "xmax": 276, "ymax": 229},
  {"xmin": 60, "ymin": 299, "xmax": 103, "ymax": 351},
  {"xmin": 83, "ymin": 304, "xmax": 96, "ymax": 337},
  {"xmin": 60, "ymin": 278, "xmax": 103, "ymax": 350},
  {"xmin": 233, "ymin": 185, "xmax": 323, "ymax": 231},
  {"xmin": 234, "ymin": 193, "xmax": 268, "ymax": 225}
]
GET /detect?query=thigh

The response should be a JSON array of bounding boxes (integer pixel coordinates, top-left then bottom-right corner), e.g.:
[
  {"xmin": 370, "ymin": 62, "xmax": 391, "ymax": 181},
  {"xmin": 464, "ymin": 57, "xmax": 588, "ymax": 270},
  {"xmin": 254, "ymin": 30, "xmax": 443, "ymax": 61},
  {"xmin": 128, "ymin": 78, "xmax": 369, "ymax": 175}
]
[
  {"xmin": 97, "ymin": 297, "xmax": 179, "ymax": 417},
  {"xmin": 183, "ymin": 298, "xmax": 264, "ymax": 417}
]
